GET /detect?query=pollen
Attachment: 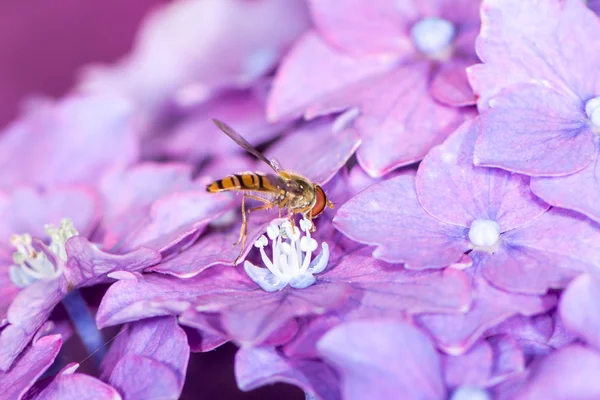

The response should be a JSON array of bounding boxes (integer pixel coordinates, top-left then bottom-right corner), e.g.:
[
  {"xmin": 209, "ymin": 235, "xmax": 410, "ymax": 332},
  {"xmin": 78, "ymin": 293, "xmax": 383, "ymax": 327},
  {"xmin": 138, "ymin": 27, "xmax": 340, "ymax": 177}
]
[
  {"xmin": 243, "ymin": 218, "xmax": 329, "ymax": 292},
  {"xmin": 410, "ymin": 17, "xmax": 456, "ymax": 60}
]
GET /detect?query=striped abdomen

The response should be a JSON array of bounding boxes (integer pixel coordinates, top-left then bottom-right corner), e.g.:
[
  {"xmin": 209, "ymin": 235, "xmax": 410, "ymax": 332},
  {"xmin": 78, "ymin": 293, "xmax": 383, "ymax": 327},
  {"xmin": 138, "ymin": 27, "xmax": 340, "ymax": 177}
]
[{"xmin": 206, "ymin": 173, "xmax": 277, "ymax": 193}]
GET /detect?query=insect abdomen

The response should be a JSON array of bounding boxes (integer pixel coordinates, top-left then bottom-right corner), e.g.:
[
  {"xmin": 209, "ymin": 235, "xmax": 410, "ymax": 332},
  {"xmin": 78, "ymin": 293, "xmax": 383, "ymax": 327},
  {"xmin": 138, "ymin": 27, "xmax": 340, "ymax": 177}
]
[{"xmin": 206, "ymin": 173, "xmax": 275, "ymax": 192}]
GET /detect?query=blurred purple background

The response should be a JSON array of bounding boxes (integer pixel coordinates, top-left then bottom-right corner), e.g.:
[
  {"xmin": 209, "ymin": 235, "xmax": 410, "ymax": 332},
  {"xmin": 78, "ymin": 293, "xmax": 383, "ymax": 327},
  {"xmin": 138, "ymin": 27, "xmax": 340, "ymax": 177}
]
[{"xmin": 0, "ymin": 0, "xmax": 168, "ymax": 129}]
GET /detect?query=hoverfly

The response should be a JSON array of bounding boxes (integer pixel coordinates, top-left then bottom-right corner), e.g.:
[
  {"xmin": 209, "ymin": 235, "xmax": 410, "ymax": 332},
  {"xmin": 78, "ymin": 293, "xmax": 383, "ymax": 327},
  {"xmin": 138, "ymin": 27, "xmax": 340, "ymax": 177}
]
[{"xmin": 206, "ymin": 119, "xmax": 334, "ymax": 264}]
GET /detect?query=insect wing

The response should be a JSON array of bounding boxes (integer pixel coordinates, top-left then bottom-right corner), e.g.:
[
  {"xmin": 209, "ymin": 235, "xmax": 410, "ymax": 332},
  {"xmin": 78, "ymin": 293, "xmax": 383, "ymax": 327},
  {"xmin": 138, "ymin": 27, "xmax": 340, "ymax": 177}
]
[{"xmin": 212, "ymin": 119, "xmax": 280, "ymax": 172}]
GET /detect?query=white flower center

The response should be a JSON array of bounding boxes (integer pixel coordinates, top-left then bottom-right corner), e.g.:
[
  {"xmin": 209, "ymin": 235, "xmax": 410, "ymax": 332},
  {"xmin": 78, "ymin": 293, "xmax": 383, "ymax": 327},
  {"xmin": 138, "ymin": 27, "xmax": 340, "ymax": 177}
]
[
  {"xmin": 410, "ymin": 17, "xmax": 456, "ymax": 60},
  {"xmin": 585, "ymin": 96, "xmax": 600, "ymax": 128},
  {"xmin": 451, "ymin": 386, "xmax": 491, "ymax": 400},
  {"xmin": 9, "ymin": 218, "xmax": 78, "ymax": 288},
  {"xmin": 244, "ymin": 218, "xmax": 329, "ymax": 292},
  {"xmin": 468, "ymin": 219, "xmax": 501, "ymax": 251}
]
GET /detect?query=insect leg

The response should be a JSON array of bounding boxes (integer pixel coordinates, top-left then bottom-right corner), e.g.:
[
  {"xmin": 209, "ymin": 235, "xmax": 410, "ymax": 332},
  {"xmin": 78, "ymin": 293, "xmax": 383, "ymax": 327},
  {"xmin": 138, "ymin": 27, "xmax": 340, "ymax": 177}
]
[
  {"xmin": 235, "ymin": 201, "xmax": 276, "ymax": 265},
  {"xmin": 234, "ymin": 194, "xmax": 271, "ymax": 246}
]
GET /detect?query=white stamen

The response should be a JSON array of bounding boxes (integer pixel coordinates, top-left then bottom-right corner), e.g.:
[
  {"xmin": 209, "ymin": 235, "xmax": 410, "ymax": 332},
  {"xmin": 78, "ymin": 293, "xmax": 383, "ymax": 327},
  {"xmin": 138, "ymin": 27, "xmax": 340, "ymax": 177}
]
[
  {"xmin": 468, "ymin": 219, "xmax": 501, "ymax": 252},
  {"xmin": 410, "ymin": 17, "xmax": 456, "ymax": 60},
  {"xmin": 8, "ymin": 218, "xmax": 79, "ymax": 288},
  {"xmin": 244, "ymin": 218, "xmax": 329, "ymax": 292},
  {"xmin": 585, "ymin": 96, "xmax": 600, "ymax": 128}
]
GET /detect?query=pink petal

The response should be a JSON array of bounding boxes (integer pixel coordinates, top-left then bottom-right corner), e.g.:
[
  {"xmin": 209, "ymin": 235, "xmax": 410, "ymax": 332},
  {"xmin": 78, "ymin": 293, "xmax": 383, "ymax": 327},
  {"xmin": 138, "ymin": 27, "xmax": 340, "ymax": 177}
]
[
  {"xmin": 0, "ymin": 334, "xmax": 62, "ymax": 400},
  {"xmin": 65, "ymin": 237, "xmax": 161, "ymax": 287},
  {"xmin": 475, "ymin": 84, "xmax": 594, "ymax": 176},
  {"xmin": 154, "ymin": 89, "xmax": 286, "ymax": 163},
  {"xmin": 121, "ymin": 190, "xmax": 235, "ymax": 253},
  {"xmin": 531, "ymin": 151, "xmax": 600, "ymax": 223},
  {"xmin": 267, "ymin": 32, "xmax": 392, "ymax": 122},
  {"xmin": 429, "ymin": 58, "xmax": 477, "ymax": 107},
  {"xmin": 417, "ymin": 118, "xmax": 548, "ymax": 229},
  {"xmin": 312, "ymin": 64, "xmax": 465, "ymax": 177},
  {"xmin": 334, "ymin": 174, "xmax": 469, "ymax": 267},
  {"xmin": 560, "ymin": 274, "xmax": 600, "ymax": 350},
  {"xmin": 266, "ymin": 119, "xmax": 361, "ymax": 185},
  {"xmin": 0, "ymin": 187, "xmax": 100, "ymax": 246},
  {"xmin": 317, "ymin": 320, "xmax": 446, "ymax": 400},
  {"xmin": 469, "ymin": 0, "xmax": 600, "ymax": 108},
  {"xmin": 235, "ymin": 346, "xmax": 340, "ymax": 400},
  {"xmin": 308, "ymin": 0, "xmax": 417, "ymax": 57}
]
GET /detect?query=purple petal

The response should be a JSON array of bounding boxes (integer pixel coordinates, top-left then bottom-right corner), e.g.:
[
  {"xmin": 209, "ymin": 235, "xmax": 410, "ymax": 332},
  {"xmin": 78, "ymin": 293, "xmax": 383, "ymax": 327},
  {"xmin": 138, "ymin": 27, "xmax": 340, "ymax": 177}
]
[
  {"xmin": 64, "ymin": 237, "xmax": 161, "ymax": 287},
  {"xmin": 0, "ymin": 94, "xmax": 137, "ymax": 191},
  {"xmin": 334, "ymin": 174, "xmax": 469, "ymax": 267},
  {"xmin": 154, "ymin": 90, "xmax": 286, "ymax": 163},
  {"xmin": 191, "ymin": 283, "xmax": 351, "ymax": 346},
  {"xmin": 514, "ymin": 345, "xmax": 600, "ymax": 400},
  {"xmin": 308, "ymin": 0, "xmax": 416, "ymax": 57},
  {"xmin": 267, "ymin": 32, "xmax": 391, "ymax": 122},
  {"xmin": 487, "ymin": 208, "xmax": 600, "ymax": 293},
  {"xmin": 560, "ymin": 273, "xmax": 600, "ymax": 350},
  {"xmin": 469, "ymin": 0, "xmax": 600, "ymax": 108},
  {"xmin": 100, "ymin": 317, "xmax": 189, "ymax": 398},
  {"xmin": 429, "ymin": 58, "xmax": 477, "ymax": 107},
  {"xmin": 96, "ymin": 266, "xmax": 247, "ymax": 328},
  {"xmin": 487, "ymin": 334, "xmax": 525, "ymax": 384},
  {"xmin": 417, "ymin": 118, "xmax": 549, "ymax": 229},
  {"xmin": 321, "ymin": 247, "xmax": 472, "ymax": 315},
  {"xmin": 481, "ymin": 246, "xmax": 582, "ymax": 294},
  {"xmin": 312, "ymin": 64, "xmax": 466, "ymax": 177},
  {"xmin": 531, "ymin": 151, "xmax": 600, "ymax": 223},
  {"xmin": 475, "ymin": 84, "xmax": 593, "ymax": 176},
  {"xmin": 417, "ymin": 269, "xmax": 556, "ymax": 355},
  {"xmin": 235, "ymin": 346, "xmax": 340, "ymax": 400},
  {"xmin": 148, "ymin": 214, "xmax": 274, "ymax": 277},
  {"xmin": 0, "ymin": 334, "xmax": 61, "ymax": 400},
  {"xmin": 0, "ymin": 278, "xmax": 66, "ymax": 371},
  {"xmin": 317, "ymin": 320, "xmax": 446, "ymax": 400},
  {"xmin": 486, "ymin": 314, "xmax": 554, "ymax": 361},
  {"xmin": 266, "ymin": 119, "xmax": 361, "ymax": 185},
  {"xmin": 443, "ymin": 340, "xmax": 492, "ymax": 389},
  {"xmin": 119, "ymin": 190, "xmax": 235, "ymax": 254},
  {"xmin": 32, "ymin": 365, "xmax": 121, "ymax": 400},
  {"xmin": 0, "ymin": 187, "xmax": 100, "ymax": 246},
  {"xmin": 185, "ymin": 327, "xmax": 228, "ymax": 353},
  {"xmin": 99, "ymin": 163, "xmax": 196, "ymax": 248}
]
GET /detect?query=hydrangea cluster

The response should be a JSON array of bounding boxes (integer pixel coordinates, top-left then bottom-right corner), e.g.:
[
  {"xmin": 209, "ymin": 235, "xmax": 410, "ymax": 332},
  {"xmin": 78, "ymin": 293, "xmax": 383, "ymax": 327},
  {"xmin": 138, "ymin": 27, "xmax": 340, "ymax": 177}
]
[{"xmin": 2, "ymin": 0, "xmax": 600, "ymax": 398}]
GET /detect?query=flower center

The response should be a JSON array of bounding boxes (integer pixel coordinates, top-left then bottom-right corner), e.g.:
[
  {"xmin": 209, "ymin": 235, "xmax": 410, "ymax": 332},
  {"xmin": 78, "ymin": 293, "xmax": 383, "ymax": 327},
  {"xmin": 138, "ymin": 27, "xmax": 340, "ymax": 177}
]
[
  {"xmin": 585, "ymin": 96, "xmax": 600, "ymax": 128},
  {"xmin": 451, "ymin": 386, "xmax": 491, "ymax": 400},
  {"xmin": 468, "ymin": 219, "xmax": 501, "ymax": 252},
  {"xmin": 9, "ymin": 218, "xmax": 78, "ymax": 288},
  {"xmin": 243, "ymin": 218, "xmax": 329, "ymax": 292},
  {"xmin": 410, "ymin": 17, "xmax": 456, "ymax": 60}
]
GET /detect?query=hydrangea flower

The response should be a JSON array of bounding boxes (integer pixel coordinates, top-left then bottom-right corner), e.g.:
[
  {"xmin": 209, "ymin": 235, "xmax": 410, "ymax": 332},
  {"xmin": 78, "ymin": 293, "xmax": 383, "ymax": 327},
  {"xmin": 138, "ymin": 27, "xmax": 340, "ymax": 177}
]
[
  {"xmin": 268, "ymin": 0, "xmax": 480, "ymax": 176},
  {"xmin": 0, "ymin": 94, "xmax": 138, "ymax": 192},
  {"xmin": 22, "ymin": 317, "xmax": 189, "ymax": 400},
  {"xmin": 80, "ymin": 0, "xmax": 310, "ymax": 127},
  {"xmin": 317, "ymin": 320, "xmax": 447, "ymax": 400},
  {"xmin": 0, "ymin": 334, "xmax": 62, "ymax": 400},
  {"xmin": 468, "ymin": 0, "xmax": 600, "ymax": 223},
  {"xmin": 334, "ymin": 119, "xmax": 600, "ymax": 294}
]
